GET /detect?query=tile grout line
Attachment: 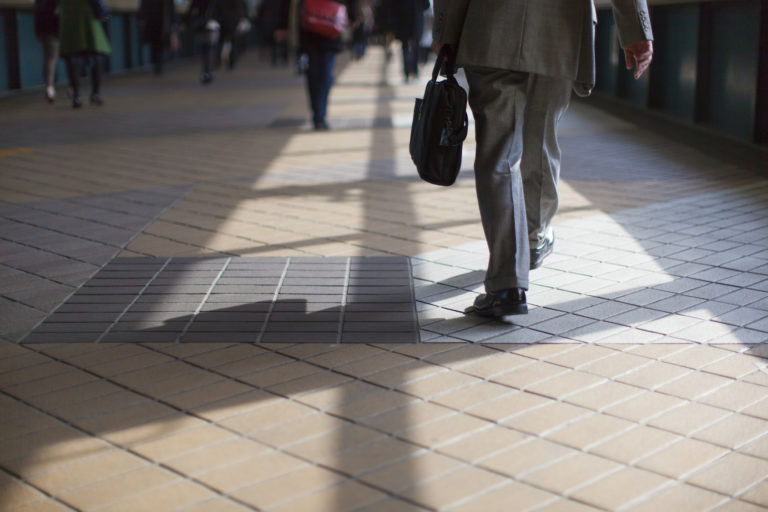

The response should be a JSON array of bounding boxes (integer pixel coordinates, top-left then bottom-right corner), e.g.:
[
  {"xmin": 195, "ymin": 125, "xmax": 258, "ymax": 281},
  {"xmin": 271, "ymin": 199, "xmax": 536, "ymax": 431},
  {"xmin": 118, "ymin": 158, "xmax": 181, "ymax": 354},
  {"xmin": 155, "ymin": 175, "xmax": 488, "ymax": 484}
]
[
  {"xmin": 5, "ymin": 152, "xmax": 185, "ymax": 193},
  {"xmin": 15, "ymin": 184, "xmax": 197, "ymax": 344},
  {"xmin": 20, "ymin": 330, "xmax": 763, "ymax": 511},
  {"xmin": 106, "ymin": 342, "xmax": 440, "ymax": 511},
  {"xmin": 0, "ymin": 214, "xmax": 134, "ymax": 250},
  {"xmin": 94, "ymin": 258, "xmax": 172, "ymax": 343},
  {"xmin": 0, "ymin": 384, "xmax": 257, "ymax": 512},
  {"xmin": 0, "ymin": 465, "xmax": 79, "ymax": 512},
  {"xmin": 256, "ymin": 257, "xmax": 292, "ymax": 344},
  {"xmin": 407, "ymin": 257, "xmax": 422, "ymax": 343},
  {"xmin": 400, "ymin": 344, "xmax": 768, "ymax": 481},
  {"xmin": 336, "ymin": 257, "xmax": 352, "ymax": 344},
  {"xmin": 175, "ymin": 257, "xmax": 232, "ymax": 343}
]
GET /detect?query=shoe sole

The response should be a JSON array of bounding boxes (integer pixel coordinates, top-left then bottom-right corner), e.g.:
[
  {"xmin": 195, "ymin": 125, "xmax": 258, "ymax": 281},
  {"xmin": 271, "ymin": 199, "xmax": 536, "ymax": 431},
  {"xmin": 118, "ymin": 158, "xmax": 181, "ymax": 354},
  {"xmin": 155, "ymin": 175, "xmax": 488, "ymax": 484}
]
[{"xmin": 468, "ymin": 302, "xmax": 528, "ymax": 317}]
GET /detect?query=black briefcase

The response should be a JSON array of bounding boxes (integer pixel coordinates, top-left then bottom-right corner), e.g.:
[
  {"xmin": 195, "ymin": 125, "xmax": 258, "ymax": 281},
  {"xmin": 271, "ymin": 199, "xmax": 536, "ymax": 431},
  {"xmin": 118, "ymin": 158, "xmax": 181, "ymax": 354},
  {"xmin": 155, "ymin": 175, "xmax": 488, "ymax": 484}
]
[{"xmin": 409, "ymin": 46, "xmax": 469, "ymax": 186}]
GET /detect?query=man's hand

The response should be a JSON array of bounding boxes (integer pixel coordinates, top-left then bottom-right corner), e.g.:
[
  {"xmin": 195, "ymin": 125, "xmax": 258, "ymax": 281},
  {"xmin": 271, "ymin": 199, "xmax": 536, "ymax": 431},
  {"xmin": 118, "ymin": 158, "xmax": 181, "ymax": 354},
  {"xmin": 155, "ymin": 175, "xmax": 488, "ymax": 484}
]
[
  {"xmin": 624, "ymin": 40, "xmax": 653, "ymax": 79},
  {"xmin": 432, "ymin": 42, "xmax": 454, "ymax": 55}
]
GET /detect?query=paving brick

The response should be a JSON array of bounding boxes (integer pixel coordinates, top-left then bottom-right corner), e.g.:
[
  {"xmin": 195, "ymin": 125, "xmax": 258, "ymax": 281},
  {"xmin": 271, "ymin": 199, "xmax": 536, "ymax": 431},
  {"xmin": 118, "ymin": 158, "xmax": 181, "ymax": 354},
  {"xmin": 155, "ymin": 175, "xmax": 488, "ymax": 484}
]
[
  {"xmin": 24, "ymin": 332, "xmax": 102, "ymax": 343},
  {"xmin": 35, "ymin": 322, "xmax": 112, "ymax": 333}
]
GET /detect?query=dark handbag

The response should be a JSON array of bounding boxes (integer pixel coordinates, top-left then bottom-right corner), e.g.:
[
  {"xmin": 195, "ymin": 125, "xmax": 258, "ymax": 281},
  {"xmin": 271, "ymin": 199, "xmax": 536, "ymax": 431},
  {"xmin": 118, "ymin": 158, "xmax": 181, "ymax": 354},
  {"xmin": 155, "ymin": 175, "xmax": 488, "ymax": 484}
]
[
  {"xmin": 88, "ymin": 0, "xmax": 110, "ymax": 22},
  {"xmin": 301, "ymin": 0, "xmax": 348, "ymax": 39},
  {"xmin": 409, "ymin": 46, "xmax": 469, "ymax": 186}
]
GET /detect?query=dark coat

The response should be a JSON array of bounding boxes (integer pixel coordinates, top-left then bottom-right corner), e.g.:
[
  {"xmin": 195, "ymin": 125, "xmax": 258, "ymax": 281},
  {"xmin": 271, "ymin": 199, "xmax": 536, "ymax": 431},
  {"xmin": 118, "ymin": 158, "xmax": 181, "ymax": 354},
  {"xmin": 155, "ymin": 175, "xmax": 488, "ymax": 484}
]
[
  {"xmin": 186, "ymin": 0, "xmax": 246, "ymax": 38},
  {"xmin": 34, "ymin": 0, "xmax": 59, "ymax": 37},
  {"xmin": 390, "ymin": 0, "xmax": 429, "ymax": 41},
  {"xmin": 59, "ymin": 0, "xmax": 111, "ymax": 56},
  {"xmin": 258, "ymin": 0, "xmax": 288, "ymax": 35},
  {"xmin": 138, "ymin": 0, "xmax": 177, "ymax": 44}
]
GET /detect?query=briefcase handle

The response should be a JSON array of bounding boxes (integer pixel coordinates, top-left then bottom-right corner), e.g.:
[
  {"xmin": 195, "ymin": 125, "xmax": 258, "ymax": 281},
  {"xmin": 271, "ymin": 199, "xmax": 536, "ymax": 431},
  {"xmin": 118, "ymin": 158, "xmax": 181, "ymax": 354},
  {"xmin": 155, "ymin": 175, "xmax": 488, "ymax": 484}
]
[{"xmin": 433, "ymin": 45, "xmax": 457, "ymax": 82}]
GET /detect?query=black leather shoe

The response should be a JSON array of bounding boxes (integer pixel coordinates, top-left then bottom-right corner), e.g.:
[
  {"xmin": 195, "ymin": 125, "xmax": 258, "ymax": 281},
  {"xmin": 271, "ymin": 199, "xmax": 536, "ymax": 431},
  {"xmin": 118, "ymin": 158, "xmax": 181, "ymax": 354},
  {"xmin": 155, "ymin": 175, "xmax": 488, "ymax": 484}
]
[
  {"xmin": 464, "ymin": 288, "xmax": 528, "ymax": 317},
  {"xmin": 530, "ymin": 232, "xmax": 555, "ymax": 270}
]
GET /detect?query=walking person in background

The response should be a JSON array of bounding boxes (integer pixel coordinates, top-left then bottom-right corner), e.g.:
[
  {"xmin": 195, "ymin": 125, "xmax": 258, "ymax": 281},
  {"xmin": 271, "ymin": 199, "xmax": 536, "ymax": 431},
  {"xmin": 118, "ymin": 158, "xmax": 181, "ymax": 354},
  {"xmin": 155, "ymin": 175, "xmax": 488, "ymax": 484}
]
[
  {"xmin": 277, "ymin": 0, "xmax": 353, "ymax": 130},
  {"xmin": 418, "ymin": 4, "xmax": 432, "ymax": 64},
  {"xmin": 391, "ymin": 0, "xmax": 429, "ymax": 82},
  {"xmin": 58, "ymin": 0, "xmax": 111, "ymax": 108},
  {"xmin": 186, "ymin": 0, "xmax": 220, "ymax": 83},
  {"xmin": 433, "ymin": 0, "xmax": 653, "ymax": 317},
  {"xmin": 34, "ymin": 0, "xmax": 60, "ymax": 103},
  {"xmin": 138, "ymin": 0, "xmax": 179, "ymax": 76},
  {"xmin": 351, "ymin": 0, "xmax": 374, "ymax": 60},
  {"xmin": 217, "ymin": 0, "xmax": 248, "ymax": 70},
  {"xmin": 373, "ymin": 0, "xmax": 395, "ymax": 62},
  {"xmin": 258, "ymin": 0, "xmax": 289, "ymax": 66}
]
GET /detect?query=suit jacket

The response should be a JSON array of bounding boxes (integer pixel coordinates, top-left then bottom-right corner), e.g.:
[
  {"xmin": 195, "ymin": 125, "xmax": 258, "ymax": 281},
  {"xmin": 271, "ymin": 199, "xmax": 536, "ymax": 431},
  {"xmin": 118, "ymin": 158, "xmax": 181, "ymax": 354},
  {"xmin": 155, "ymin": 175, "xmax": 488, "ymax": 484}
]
[{"xmin": 433, "ymin": 0, "xmax": 652, "ymax": 96}]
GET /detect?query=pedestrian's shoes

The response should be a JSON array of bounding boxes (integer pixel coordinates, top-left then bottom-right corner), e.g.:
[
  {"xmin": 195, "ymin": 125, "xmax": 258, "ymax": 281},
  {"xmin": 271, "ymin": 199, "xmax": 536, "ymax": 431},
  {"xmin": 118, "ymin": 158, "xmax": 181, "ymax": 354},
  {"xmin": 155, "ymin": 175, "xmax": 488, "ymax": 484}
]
[
  {"xmin": 530, "ymin": 230, "xmax": 555, "ymax": 270},
  {"xmin": 465, "ymin": 289, "xmax": 528, "ymax": 317}
]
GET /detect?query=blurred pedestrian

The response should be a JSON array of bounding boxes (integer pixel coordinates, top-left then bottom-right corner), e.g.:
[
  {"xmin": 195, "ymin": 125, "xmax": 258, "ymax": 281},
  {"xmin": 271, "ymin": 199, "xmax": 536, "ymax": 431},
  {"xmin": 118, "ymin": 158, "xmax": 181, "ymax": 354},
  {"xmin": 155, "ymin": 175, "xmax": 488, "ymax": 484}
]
[
  {"xmin": 59, "ymin": 0, "xmax": 111, "ymax": 108},
  {"xmin": 186, "ymin": 0, "xmax": 220, "ymax": 83},
  {"xmin": 351, "ymin": 0, "xmax": 374, "ymax": 60},
  {"xmin": 217, "ymin": 0, "xmax": 248, "ymax": 70},
  {"xmin": 258, "ymin": 0, "xmax": 289, "ymax": 66},
  {"xmin": 138, "ymin": 0, "xmax": 179, "ymax": 75},
  {"xmin": 277, "ymin": 0, "xmax": 353, "ymax": 130},
  {"xmin": 419, "ymin": 4, "xmax": 432, "ymax": 64},
  {"xmin": 34, "ymin": 0, "xmax": 60, "ymax": 103},
  {"xmin": 391, "ymin": 0, "xmax": 429, "ymax": 82},
  {"xmin": 186, "ymin": 0, "xmax": 247, "ymax": 83},
  {"xmin": 373, "ymin": 0, "xmax": 395, "ymax": 61}
]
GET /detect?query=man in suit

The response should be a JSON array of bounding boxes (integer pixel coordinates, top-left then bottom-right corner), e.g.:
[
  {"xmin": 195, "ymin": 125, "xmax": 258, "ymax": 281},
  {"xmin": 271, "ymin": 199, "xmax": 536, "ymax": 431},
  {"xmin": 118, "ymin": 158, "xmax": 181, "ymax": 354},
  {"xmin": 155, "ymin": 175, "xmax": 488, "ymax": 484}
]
[{"xmin": 433, "ymin": 0, "xmax": 653, "ymax": 317}]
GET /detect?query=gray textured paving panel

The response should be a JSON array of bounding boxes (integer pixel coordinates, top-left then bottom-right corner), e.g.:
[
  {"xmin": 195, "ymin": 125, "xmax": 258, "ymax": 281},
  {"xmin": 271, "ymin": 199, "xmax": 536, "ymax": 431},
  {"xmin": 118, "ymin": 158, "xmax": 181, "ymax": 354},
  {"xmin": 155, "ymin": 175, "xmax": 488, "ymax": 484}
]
[
  {"xmin": 0, "ymin": 187, "xmax": 192, "ymax": 341},
  {"xmin": 23, "ymin": 256, "xmax": 419, "ymax": 344}
]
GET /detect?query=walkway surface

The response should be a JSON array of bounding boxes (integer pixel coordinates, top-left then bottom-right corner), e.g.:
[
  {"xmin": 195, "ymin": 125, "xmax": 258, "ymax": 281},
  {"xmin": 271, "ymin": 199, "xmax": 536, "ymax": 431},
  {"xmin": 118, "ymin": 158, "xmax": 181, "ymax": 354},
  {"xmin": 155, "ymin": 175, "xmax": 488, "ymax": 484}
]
[{"xmin": 1, "ymin": 47, "xmax": 768, "ymax": 512}]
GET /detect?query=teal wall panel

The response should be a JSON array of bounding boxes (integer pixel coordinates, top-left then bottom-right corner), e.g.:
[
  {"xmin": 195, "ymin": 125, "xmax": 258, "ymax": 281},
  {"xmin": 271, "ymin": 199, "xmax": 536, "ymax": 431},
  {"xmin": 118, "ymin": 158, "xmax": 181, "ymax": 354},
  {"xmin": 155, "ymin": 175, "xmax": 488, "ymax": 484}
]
[
  {"xmin": 651, "ymin": 4, "xmax": 699, "ymax": 121},
  {"xmin": 108, "ymin": 15, "xmax": 126, "ymax": 71},
  {"xmin": 1, "ymin": 5, "xmax": 217, "ymax": 94},
  {"xmin": 595, "ymin": 11, "xmax": 619, "ymax": 95},
  {"xmin": 708, "ymin": 0, "xmax": 760, "ymax": 141},
  {"xmin": 619, "ymin": 61, "xmax": 650, "ymax": 107},
  {"xmin": 0, "ymin": 12, "xmax": 9, "ymax": 92},
  {"xmin": 597, "ymin": 9, "xmax": 648, "ymax": 107},
  {"xmin": 16, "ymin": 12, "xmax": 41, "ymax": 88},
  {"xmin": 592, "ymin": 1, "xmax": 764, "ymax": 145},
  {"xmin": 127, "ymin": 15, "xmax": 146, "ymax": 68},
  {"xmin": 141, "ymin": 41, "xmax": 150, "ymax": 66}
]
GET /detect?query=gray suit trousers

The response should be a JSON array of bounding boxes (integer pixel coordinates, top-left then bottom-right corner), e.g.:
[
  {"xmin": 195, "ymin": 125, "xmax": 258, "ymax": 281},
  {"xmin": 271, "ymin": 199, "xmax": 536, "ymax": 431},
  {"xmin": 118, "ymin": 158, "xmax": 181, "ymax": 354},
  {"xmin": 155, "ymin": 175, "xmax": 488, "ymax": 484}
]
[{"xmin": 465, "ymin": 67, "xmax": 572, "ymax": 292}]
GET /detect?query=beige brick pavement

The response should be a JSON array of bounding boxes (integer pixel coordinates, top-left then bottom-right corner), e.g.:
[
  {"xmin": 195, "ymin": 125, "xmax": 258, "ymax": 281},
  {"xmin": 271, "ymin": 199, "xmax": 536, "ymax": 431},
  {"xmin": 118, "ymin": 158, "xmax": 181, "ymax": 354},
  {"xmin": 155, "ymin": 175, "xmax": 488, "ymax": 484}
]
[{"xmin": 1, "ymin": 46, "xmax": 768, "ymax": 511}]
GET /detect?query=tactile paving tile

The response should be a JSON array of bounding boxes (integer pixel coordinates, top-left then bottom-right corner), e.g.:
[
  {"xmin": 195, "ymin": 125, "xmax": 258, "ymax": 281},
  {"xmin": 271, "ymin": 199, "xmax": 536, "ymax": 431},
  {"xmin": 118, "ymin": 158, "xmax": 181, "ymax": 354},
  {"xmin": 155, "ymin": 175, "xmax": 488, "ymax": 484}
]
[{"xmin": 23, "ymin": 257, "xmax": 418, "ymax": 344}]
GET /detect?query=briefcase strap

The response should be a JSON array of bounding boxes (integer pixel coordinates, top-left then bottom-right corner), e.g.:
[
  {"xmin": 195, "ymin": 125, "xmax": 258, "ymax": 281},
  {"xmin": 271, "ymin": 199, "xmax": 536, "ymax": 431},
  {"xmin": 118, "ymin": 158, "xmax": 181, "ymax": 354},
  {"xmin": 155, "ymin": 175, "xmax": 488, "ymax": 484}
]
[{"xmin": 432, "ymin": 45, "xmax": 457, "ymax": 82}]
